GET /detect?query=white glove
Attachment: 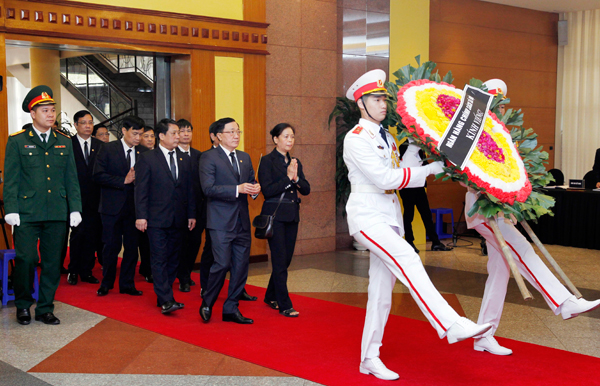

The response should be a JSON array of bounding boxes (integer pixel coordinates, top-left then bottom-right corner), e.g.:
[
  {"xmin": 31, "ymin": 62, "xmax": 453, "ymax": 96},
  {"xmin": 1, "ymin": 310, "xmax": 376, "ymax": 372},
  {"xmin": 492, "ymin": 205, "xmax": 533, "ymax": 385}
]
[
  {"xmin": 5, "ymin": 213, "xmax": 20, "ymax": 226},
  {"xmin": 70, "ymin": 212, "xmax": 82, "ymax": 227},
  {"xmin": 405, "ymin": 143, "xmax": 420, "ymax": 156},
  {"xmin": 425, "ymin": 161, "xmax": 444, "ymax": 176}
]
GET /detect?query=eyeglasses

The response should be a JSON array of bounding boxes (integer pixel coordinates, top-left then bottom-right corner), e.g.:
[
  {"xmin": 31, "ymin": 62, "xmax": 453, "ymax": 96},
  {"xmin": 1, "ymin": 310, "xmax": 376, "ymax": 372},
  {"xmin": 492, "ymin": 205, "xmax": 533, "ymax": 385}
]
[{"xmin": 221, "ymin": 130, "xmax": 242, "ymax": 136}]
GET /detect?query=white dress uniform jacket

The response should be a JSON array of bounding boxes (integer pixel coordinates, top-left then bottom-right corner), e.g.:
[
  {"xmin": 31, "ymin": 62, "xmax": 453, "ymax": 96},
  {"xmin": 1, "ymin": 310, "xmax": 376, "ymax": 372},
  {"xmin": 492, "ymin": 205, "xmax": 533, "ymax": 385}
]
[{"xmin": 344, "ymin": 119, "xmax": 429, "ymax": 235}]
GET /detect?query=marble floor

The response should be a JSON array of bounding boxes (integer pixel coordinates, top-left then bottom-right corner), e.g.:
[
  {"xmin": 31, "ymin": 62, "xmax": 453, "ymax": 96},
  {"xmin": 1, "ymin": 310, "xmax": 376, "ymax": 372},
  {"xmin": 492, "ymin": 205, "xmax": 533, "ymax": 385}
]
[{"xmin": 1, "ymin": 237, "xmax": 599, "ymax": 385}]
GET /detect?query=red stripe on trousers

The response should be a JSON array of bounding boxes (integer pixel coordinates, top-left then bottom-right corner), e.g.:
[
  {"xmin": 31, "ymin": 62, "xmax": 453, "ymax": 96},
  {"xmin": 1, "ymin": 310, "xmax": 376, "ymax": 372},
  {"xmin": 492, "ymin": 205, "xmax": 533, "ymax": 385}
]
[
  {"xmin": 482, "ymin": 223, "xmax": 559, "ymax": 307},
  {"xmin": 359, "ymin": 230, "xmax": 447, "ymax": 332}
]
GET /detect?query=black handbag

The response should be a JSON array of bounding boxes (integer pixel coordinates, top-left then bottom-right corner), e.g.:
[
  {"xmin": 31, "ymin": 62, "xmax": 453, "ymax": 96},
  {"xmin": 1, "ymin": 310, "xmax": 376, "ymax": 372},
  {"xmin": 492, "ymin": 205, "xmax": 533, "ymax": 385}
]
[{"xmin": 253, "ymin": 192, "xmax": 285, "ymax": 239}]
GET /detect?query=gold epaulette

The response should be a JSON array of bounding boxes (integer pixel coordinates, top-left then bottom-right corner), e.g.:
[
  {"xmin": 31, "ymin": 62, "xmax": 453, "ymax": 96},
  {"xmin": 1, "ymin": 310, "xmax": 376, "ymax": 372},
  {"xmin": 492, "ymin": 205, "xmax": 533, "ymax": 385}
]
[
  {"xmin": 54, "ymin": 129, "xmax": 71, "ymax": 138},
  {"xmin": 9, "ymin": 129, "xmax": 26, "ymax": 137}
]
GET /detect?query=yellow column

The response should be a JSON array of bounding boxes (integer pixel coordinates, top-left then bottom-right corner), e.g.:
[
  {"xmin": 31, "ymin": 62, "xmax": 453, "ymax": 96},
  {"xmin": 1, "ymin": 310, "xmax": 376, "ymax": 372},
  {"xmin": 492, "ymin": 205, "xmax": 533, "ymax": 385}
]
[
  {"xmin": 29, "ymin": 48, "xmax": 61, "ymax": 114},
  {"xmin": 390, "ymin": 0, "xmax": 430, "ymax": 248}
]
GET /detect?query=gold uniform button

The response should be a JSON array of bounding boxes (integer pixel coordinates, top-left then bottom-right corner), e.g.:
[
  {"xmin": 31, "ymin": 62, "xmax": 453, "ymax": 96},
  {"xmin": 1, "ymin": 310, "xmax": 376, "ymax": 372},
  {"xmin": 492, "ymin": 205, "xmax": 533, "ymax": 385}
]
[
  {"xmin": 47, "ymin": 177, "xmax": 51, "ymax": 181},
  {"xmin": 48, "ymin": 190, "xmax": 51, "ymax": 193},
  {"xmin": 24, "ymin": 196, "xmax": 27, "ymax": 199},
  {"xmin": 45, "ymin": 152, "xmax": 49, "ymax": 155},
  {"xmin": 60, "ymin": 152, "xmax": 64, "ymax": 155},
  {"xmin": 29, "ymin": 152, "xmax": 32, "ymax": 155},
  {"xmin": 47, "ymin": 165, "xmax": 50, "ymax": 168}
]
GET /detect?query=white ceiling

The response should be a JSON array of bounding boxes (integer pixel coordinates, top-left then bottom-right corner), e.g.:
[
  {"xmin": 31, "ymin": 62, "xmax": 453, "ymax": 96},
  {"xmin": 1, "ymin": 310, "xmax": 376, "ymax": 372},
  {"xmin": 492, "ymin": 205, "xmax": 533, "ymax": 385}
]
[{"xmin": 481, "ymin": 0, "xmax": 600, "ymax": 13}]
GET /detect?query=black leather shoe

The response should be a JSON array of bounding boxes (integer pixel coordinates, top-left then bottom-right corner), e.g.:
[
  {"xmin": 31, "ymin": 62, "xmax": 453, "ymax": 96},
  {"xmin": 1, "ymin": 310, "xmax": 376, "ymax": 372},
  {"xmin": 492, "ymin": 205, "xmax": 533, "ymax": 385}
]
[
  {"xmin": 179, "ymin": 283, "xmax": 191, "ymax": 293},
  {"xmin": 407, "ymin": 241, "xmax": 420, "ymax": 254},
  {"xmin": 161, "ymin": 300, "xmax": 183, "ymax": 314},
  {"xmin": 144, "ymin": 275, "xmax": 154, "ymax": 284},
  {"xmin": 60, "ymin": 266, "xmax": 69, "ymax": 275},
  {"xmin": 239, "ymin": 289, "xmax": 257, "ymax": 301},
  {"xmin": 80, "ymin": 274, "xmax": 99, "ymax": 284},
  {"xmin": 120, "ymin": 287, "xmax": 143, "ymax": 296},
  {"xmin": 67, "ymin": 273, "xmax": 78, "ymax": 285},
  {"xmin": 16, "ymin": 308, "xmax": 31, "ymax": 325},
  {"xmin": 431, "ymin": 243, "xmax": 453, "ymax": 251},
  {"xmin": 190, "ymin": 279, "xmax": 196, "ymax": 286},
  {"xmin": 199, "ymin": 301, "xmax": 212, "ymax": 322},
  {"xmin": 97, "ymin": 286, "xmax": 109, "ymax": 296},
  {"xmin": 35, "ymin": 312, "xmax": 60, "ymax": 325},
  {"xmin": 223, "ymin": 310, "xmax": 253, "ymax": 324}
]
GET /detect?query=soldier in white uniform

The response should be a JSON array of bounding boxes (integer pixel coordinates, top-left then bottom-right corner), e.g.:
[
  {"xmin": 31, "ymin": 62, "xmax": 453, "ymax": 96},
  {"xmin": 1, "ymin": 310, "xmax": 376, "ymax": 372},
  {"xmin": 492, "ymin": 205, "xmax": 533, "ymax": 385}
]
[{"xmin": 344, "ymin": 70, "xmax": 493, "ymax": 381}]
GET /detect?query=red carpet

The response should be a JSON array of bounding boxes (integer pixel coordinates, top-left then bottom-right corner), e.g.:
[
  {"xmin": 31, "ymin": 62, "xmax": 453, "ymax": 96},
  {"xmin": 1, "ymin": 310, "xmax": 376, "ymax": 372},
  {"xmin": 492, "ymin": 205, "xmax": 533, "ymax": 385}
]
[{"xmin": 54, "ymin": 262, "xmax": 600, "ymax": 386}]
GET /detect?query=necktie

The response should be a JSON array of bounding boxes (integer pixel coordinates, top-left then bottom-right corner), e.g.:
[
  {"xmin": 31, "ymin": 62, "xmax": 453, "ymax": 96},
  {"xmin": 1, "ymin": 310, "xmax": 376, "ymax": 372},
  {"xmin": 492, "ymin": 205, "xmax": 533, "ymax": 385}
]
[
  {"xmin": 230, "ymin": 152, "xmax": 240, "ymax": 181},
  {"xmin": 84, "ymin": 141, "xmax": 89, "ymax": 165},
  {"xmin": 169, "ymin": 151, "xmax": 177, "ymax": 180},
  {"xmin": 379, "ymin": 126, "xmax": 389, "ymax": 147},
  {"xmin": 40, "ymin": 133, "xmax": 47, "ymax": 143},
  {"xmin": 126, "ymin": 149, "xmax": 132, "ymax": 168}
]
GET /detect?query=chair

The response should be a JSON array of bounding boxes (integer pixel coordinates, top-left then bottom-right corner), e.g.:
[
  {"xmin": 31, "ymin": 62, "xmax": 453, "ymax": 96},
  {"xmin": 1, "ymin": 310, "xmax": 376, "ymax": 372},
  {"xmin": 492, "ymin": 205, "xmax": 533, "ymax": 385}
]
[
  {"xmin": 583, "ymin": 170, "xmax": 597, "ymax": 189},
  {"xmin": 0, "ymin": 249, "xmax": 39, "ymax": 307},
  {"xmin": 548, "ymin": 168, "xmax": 564, "ymax": 186},
  {"xmin": 430, "ymin": 208, "xmax": 454, "ymax": 240}
]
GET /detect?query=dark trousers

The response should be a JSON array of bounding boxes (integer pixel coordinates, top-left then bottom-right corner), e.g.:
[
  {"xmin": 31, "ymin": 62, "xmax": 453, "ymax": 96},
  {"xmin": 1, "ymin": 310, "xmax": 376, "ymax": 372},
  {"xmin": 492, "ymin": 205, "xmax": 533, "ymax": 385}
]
[
  {"xmin": 147, "ymin": 227, "xmax": 184, "ymax": 306},
  {"xmin": 13, "ymin": 221, "xmax": 66, "ymax": 315},
  {"xmin": 138, "ymin": 230, "xmax": 152, "ymax": 277},
  {"xmin": 60, "ymin": 222, "xmax": 69, "ymax": 269},
  {"xmin": 199, "ymin": 229, "xmax": 214, "ymax": 291},
  {"xmin": 177, "ymin": 221, "xmax": 204, "ymax": 285},
  {"xmin": 399, "ymin": 187, "xmax": 440, "ymax": 244},
  {"xmin": 204, "ymin": 217, "xmax": 250, "ymax": 314},
  {"xmin": 265, "ymin": 220, "xmax": 298, "ymax": 311},
  {"xmin": 68, "ymin": 209, "xmax": 101, "ymax": 277},
  {"xmin": 100, "ymin": 206, "xmax": 139, "ymax": 290}
]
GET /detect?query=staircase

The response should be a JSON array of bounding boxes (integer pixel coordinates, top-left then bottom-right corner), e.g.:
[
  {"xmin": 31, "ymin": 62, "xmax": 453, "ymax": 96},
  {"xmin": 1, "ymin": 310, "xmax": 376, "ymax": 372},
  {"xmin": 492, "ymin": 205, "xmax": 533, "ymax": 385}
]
[{"xmin": 60, "ymin": 54, "xmax": 155, "ymax": 137}]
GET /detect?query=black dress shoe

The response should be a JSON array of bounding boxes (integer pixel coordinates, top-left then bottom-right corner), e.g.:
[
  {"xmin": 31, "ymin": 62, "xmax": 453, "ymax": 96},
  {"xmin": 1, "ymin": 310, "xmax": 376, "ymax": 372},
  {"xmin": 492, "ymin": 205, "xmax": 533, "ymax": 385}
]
[
  {"xmin": 431, "ymin": 243, "xmax": 453, "ymax": 251},
  {"xmin": 223, "ymin": 310, "xmax": 253, "ymax": 324},
  {"xmin": 60, "ymin": 266, "xmax": 69, "ymax": 275},
  {"xmin": 97, "ymin": 286, "xmax": 109, "ymax": 296},
  {"xmin": 120, "ymin": 287, "xmax": 143, "ymax": 296},
  {"xmin": 16, "ymin": 308, "xmax": 31, "ymax": 325},
  {"xmin": 179, "ymin": 283, "xmax": 191, "ymax": 293},
  {"xmin": 144, "ymin": 275, "xmax": 154, "ymax": 284},
  {"xmin": 408, "ymin": 241, "xmax": 420, "ymax": 254},
  {"xmin": 239, "ymin": 289, "xmax": 257, "ymax": 301},
  {"xmin": 67, "ymin": 273, "xmax": 78, "ymax": 285},
  {"xmin": 190, "ymin": 279, "xmax": 196, "ymax": 286},
  {"xmin": 35, "ymin": 312, "xmax": 60, "ymax": 325},
  {"xmin": 161, "ymin": 300, "xmax": 183, "ymax": 314},
  {"xmin": 199, "ymin": 301, "xmax": 211, "ymax": 322},
  {"xmin": 80, "ymin": 274, "xmax": 99, "ymax": 284}
]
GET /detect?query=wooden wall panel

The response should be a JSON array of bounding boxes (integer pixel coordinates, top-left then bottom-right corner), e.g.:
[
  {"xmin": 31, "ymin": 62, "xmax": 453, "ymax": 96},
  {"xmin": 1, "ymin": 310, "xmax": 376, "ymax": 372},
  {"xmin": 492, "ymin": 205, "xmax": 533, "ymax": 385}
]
[
  {"xmin": 428, "ymin": 0, "xmax": 559, "ymax": 221},
  {"xmin": 2, "ymin": 0, "xmax": 268, "ymax": 55},
  {"xmin": 244, "ymin": 54, "xmax": 267, "ymax": 257},
  {"xmin": 191, "ymin": 49, "xmax": 216, "ymax": 152},
  {"xmin": 0, "ymin": 33, "xmax": 8, "ymax": 184},
  {"xmin": 170, "ymin": 54, "xmax": 192, "ymax": 122},
  {"xmin": 244, "ymin": 0, "xmax": 266, "ymax": 23}
]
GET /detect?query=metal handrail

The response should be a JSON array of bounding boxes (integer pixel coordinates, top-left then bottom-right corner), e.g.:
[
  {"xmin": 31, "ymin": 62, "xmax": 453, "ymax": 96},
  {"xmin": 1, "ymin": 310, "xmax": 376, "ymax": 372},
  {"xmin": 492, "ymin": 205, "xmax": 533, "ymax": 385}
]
[{"xmin": 79, "ymin": 56, "xmax": 133, "ymax": 105}]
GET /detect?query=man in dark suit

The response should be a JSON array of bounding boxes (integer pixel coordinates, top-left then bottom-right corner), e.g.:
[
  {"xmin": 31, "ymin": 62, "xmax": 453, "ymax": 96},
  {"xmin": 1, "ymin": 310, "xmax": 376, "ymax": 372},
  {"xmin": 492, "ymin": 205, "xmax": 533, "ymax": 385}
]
[
  {"xmin": 137, "ymin": 125, "xmax": 156, "ymax": 284},
  {"xmin": 198, "ymin": 123, "xmax": 257, "ymax": 301},
  {"xmin": 135, "ymin": 119, "xmax": 196, "ymax": 313},
  {"xmin": 67, "ymin": 110, "xmax": 103, "ymax": 286},
  {"xmin": 199, "ymin": 117, "xmax": 260, "ymax": 324},
  {"xmin": 175, "ymin": 119, "xmax": 203, "ymax": 293},
  {"xmin": 593, "ymin": 149, "xmax": 600, "ymax": 189},
  {"xmin": 93, "ymin": 116, "xmax": 148, "ymax": 296}
]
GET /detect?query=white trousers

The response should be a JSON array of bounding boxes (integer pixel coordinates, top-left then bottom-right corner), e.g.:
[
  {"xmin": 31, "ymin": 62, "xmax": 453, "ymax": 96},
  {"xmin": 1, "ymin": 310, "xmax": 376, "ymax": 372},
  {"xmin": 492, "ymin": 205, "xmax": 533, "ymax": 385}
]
[
  {"xmin": 354, "ymin": 223, "xmax": 461, "ymax": 361},
  {"xmin": 475, "ymin": 219, "xmax": 572, "ymax": 336}
]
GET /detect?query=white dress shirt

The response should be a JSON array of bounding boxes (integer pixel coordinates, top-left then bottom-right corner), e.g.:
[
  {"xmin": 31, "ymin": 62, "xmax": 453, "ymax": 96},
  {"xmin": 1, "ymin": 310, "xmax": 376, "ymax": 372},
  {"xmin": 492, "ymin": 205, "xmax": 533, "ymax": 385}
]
[
  {"xmin": 159, "ymin": 144, "xmax": 178, "ymax": 179},
  {"xmin": 121, "ymin": 138, "xmax": 136, "ymax": 168}
]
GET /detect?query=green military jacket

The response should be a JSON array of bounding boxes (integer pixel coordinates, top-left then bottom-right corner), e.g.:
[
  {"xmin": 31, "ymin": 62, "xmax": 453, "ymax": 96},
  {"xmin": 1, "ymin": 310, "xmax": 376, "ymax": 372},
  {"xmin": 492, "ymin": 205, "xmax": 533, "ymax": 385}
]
[{"xmin": 3, "ymin": 123, "xmax": 82, "ymax": 222}]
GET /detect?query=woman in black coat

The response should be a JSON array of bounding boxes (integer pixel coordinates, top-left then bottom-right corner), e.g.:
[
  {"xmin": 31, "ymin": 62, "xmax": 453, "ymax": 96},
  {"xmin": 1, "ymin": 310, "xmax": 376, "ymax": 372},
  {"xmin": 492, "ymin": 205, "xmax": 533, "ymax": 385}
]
[{"xmin": 258, "ymin": 123, "xmax": 310, "ymax": 317}]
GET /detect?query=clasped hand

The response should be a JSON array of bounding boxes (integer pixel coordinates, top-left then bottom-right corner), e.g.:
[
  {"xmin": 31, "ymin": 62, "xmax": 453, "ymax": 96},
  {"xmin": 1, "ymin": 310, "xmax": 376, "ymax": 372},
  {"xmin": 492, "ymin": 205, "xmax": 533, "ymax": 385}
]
[
  {"xmin": 287, "ymin": 158, "xmax": 299, "ymax": 182},
  {"xmin": 239, "ymin": 182, "xmax": 261, "ymax": 195}
]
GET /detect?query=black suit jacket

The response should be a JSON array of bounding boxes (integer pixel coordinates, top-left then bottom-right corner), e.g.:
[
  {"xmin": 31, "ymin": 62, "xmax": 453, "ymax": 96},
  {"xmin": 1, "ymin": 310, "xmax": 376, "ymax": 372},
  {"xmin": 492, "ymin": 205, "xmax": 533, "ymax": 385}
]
[
  {"xmin": 71, "ymin": 136, "xmax": 103, "ymax": 211},
  {"xmin": 199, "ymin": 146, "xmax": 256, "ymax": 232},
  {"xmin": 187, "ymin": 147, "xmax": 204, "ymax": 218},
  {"xmin": 93, "ymin": 139, "xmax": 149, "ymax": 216},
  {"xmin": 134, "ymin": 147, "xmax": 195, "ymax": 228},
  {"xmin": 258, "ymin": 149, "xmax": 310, "ymax": 222},
  {"xmin": 593, "ymin": 149, "xmax": 600, "ymax": 182}
]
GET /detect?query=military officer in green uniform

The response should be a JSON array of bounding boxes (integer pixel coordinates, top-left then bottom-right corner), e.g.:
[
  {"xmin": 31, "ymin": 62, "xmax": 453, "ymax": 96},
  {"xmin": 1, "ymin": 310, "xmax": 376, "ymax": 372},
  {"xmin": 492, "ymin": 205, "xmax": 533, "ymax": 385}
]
[{"xmin": 3, "ymin": 85, "xmax": 82, "ymax": 325}]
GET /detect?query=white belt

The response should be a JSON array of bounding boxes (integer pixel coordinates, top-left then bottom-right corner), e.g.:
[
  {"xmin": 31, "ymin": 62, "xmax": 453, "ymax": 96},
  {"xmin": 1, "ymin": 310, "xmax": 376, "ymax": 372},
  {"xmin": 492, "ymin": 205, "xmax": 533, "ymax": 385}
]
[{"xmin": 351, "ymin": 185, "xmax": 395, "ymax": 194}]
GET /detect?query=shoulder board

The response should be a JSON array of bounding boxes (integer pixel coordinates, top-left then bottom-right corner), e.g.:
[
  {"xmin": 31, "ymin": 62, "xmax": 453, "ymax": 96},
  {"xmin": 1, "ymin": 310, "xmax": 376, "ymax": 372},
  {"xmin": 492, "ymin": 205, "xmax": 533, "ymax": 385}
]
[
  {"xmin": 352, "ymin": 126, "xmax": 363, "ymax": 134},
  {"xmin": 54, "ymin": 129, "xmax": 71, "ymax": 138},
  {"xmin": 10, "ymin": 129, "xmax": 26, "ymax": 137}
]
